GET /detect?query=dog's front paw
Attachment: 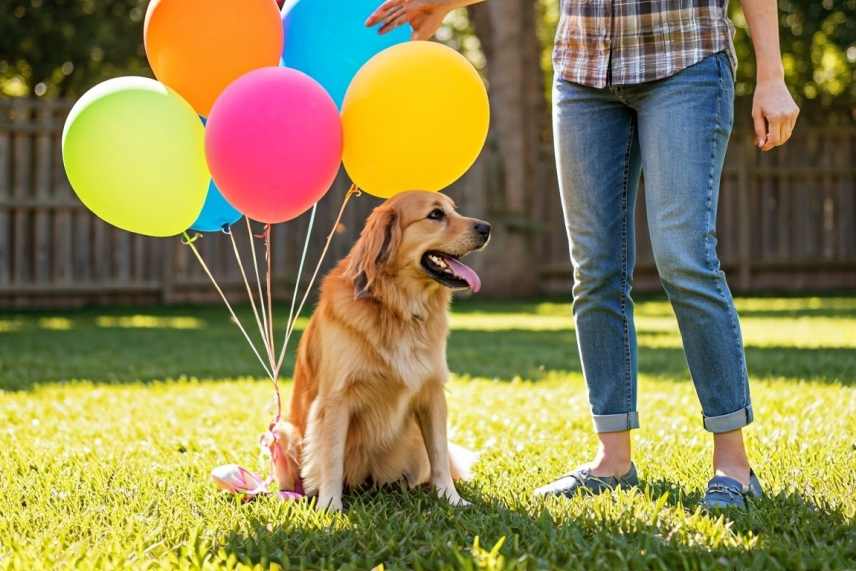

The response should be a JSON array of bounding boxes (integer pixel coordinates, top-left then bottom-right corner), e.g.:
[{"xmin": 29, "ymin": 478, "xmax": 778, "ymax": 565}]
[
  {"xmin": 438, "ymin": 486, "xmax": 471, "ymax": 507},
  {"xmin": 448, "ymin": 495, "xmax": 472, "ymax": 508},
  {"xmin": 316, "ymin": 495, "xmax": 343, "ymax": 513}
]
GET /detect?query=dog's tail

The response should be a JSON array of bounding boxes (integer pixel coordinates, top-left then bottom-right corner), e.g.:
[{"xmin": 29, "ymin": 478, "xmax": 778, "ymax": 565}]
[
  {"xmin": 449, "ymin": 442, "xmax": 480, "ymax": 482},
  {"xmin": 271, "ymin": 420, "xmax": 303, "ymax": 492}
]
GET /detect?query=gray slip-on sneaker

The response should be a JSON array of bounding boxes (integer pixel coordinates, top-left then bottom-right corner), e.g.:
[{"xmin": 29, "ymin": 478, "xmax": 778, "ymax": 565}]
[
  {"xmin": 701, "ymin": 469, "xmax": 763, "ymax": 510},
  {"xmin": 533, "ymin": 463, "xmax": 639, "ymax": 498}
]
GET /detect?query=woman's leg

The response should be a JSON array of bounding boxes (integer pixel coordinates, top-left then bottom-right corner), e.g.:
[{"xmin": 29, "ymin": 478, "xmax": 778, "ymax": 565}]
[
  {"xmin": 633, "ymin": 52, "xmax": 753, "ymax": 484},
  {"xmin": 552, "ymin": 77, "xmax": 641, "ymax": 476}
]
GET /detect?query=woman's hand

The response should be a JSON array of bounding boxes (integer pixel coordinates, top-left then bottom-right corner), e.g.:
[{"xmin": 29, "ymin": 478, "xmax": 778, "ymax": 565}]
[
  {"xmin": 739, "ymin": 0, "xmax": 800, "ymax": 151},
  {"xmin": 365, "ymin": 0, "xmax": 459, "ymax": 40},
  {"xmin": 752, "ymin": 77, "xmax": 800, "ymax": 151}
]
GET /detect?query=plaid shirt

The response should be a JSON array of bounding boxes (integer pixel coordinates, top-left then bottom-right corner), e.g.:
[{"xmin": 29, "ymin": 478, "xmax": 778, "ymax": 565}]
[{"xmin": 553, "ymin": 0, "xmax": 737, "ymax": 88}]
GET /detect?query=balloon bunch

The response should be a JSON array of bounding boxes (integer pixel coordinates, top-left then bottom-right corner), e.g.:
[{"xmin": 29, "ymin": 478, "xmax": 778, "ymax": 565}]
[
  {"xmin": 61, "ymin": 0, "xmax": 490, "ymax": 497},
  {"xmin": 63, "ymin": 0, "xmax": 489, "ymax": 233}
]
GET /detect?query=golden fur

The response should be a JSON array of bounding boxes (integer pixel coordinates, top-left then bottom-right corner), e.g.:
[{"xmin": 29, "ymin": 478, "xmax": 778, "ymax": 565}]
[{"xmin": 273, "ymin": 191, "xmax": 490, "ymax": 511}]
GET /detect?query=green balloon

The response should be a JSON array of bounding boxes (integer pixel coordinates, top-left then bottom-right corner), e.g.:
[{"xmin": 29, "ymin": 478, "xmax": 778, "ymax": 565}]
[{"xmin": 62, "ymin": 77, "xmax": 209, "ymax": 237}]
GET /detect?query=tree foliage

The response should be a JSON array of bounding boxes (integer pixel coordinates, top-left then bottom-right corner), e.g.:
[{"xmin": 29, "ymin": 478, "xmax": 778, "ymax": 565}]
[
  {"xmin": 730, "ymin": 0, "xmax": 855, "ymax": 106},
  {"xmin": 1, "ymin": 0, "xmax": 853, "ymax": 107},
  {"xmin": 1, "ymin": 0, "xmax": 152, "ymax": 97}
]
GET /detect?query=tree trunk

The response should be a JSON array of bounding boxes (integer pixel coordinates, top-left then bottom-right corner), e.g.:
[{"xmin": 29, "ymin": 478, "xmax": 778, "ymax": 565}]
[{"xmin": 468, "ymin": 0, "xmax": 556, "ymax": 297}]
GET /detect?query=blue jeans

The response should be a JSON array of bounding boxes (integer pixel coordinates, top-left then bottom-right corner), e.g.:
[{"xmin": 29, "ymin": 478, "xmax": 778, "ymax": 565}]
[{"xmin": 553, "ymin": 51, "xmax": 753, "ymax": 434}]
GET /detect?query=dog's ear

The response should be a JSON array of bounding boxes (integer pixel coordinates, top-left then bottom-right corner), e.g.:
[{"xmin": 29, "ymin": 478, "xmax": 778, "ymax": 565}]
[{"xmin": 346, "ymin": 205, "xmax": 401, "ymax": 299}]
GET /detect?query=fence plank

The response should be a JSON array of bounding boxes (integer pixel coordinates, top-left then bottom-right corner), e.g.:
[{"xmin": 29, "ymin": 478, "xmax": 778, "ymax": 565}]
[
  {"xmin": 838, "ymin": 133, "xmax": 855, "ymax": 258},
  {"xmin": 34, "ymin": 103, "xmax": 52, "ymax": 284},
  {"xmin": 12, "ymin": 99, "xmax": 31, "ymax": 285},
  {"xmin": 73, "ymin": 209, "xmax": 91, "ymax": 283},
  {"xmin": 160, "ymin": 238, "xmax": 176, "ymax": 304},
  {"xmin": 776, "ymin": 144, "xmax": 791, "ymax": 261},
  {"xmin": 132, "ymin": 233, "xmax": 145, "ymax": 282},
  {"xmin": 721, "ymin": 170, "xmax": 739, "ymax": 264},
  {"xmin": 737, "ymin": 138, "xmax": 752, "ymax": 290},
  {"xmin": 805, "ymin": 131, "xmax": 823, "ymax": 259},
  {"xmin": 0, "ymin": 107, "xmax": 9, "ymax": 286},
  {"xmin": 759, "ymin": 152, "xmax": 776, "ymax": 262},
  {"xmin": 115, "ymin": 227, "xmax": 131, "ymax": 285},
  {"xmin": 822, "ymin": 135, "xmax": 837, "ymax": 260},
  {"xmin": 52, "ymin": 114, "xmax": 73, "ymax": 285},
  {"xmin": 93, "ymin": 218, "xmax": 110, "ymax": 283}
]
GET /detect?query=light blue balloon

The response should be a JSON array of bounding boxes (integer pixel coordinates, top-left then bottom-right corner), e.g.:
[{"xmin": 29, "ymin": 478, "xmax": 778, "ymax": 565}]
[
  {"xmin": 190, "ymin": 116, "xmax": 242, "ymax": 233},
  {"xmin": 281, "ymin": 0, "xmax": 411, "ymax": 108},
  {"xmin": 190, "ymin": 180, "xmax": 243, "ymax": 233}
]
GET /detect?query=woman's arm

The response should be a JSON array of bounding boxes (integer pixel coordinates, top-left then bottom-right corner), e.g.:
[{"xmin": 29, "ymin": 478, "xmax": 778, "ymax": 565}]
[
  {"xmin": 366, "ymin": 0, "xmax": 486, "ymax": 40},
  {"xmin": 739, "ymin": 0, "xmax": 799, "ymax": 151}
]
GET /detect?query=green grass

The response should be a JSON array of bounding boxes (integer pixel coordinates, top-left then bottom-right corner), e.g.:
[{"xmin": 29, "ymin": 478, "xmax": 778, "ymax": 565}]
[{"xmin": 1, "ymin": 295, "xmax": 855, "ymax": 569}]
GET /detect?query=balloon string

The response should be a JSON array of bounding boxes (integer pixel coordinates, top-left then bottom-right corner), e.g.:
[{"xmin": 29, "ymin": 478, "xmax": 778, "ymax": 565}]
[
  {"xmin": 227, "ymin": 226, "xmax": 270, "ymax": 359},
  {"xmin": 264, "ymin": 225, "xmax": 275, "ymax": 363},
  {"xmin": 277, "ymin": 203, "xmax": 317, "ymax": 378},
  {"xmin": 246, "ymin": 217, "xmax": 272, "ymax": 360},
  {"xmin": 262, "ymin": 223, "xmax": 283, "ymax": 421},
  {"xmin": 182, "ymin": 232, "xmax": 274, "ymax": 380},
  {"xmin": 274, "ymin": 185, "xmax": 360, "ymax": 376}
]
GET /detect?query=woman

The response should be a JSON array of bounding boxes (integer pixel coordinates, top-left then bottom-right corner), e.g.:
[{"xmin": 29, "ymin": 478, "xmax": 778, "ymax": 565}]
[{"xmin": 367, "ymin": 0, "xmax": 799, "ymax": 509}]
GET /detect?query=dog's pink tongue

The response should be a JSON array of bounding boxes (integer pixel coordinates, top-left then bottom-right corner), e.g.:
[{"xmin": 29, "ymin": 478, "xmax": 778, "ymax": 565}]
[{"xmin": 446, "ymin": 257, "xmax": 481, "ymax": 293}]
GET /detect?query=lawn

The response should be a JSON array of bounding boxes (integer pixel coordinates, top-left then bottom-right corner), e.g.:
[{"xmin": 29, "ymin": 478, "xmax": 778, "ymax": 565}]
[{"xmin": 1, "ymin": 295, "xmax": 855, "ymax": 569}]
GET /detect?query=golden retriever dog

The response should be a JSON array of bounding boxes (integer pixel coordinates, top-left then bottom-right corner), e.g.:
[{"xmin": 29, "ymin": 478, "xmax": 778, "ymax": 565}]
[{"xmin": 272, "ymin": 190, "xmax": 491, "ymax": 511}]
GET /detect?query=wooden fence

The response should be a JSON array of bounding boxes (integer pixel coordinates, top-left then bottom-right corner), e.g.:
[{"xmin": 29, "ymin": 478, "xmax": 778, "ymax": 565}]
[{"xmin": 1, "ymin": 97, "xmax": 854, "ymax": 308}]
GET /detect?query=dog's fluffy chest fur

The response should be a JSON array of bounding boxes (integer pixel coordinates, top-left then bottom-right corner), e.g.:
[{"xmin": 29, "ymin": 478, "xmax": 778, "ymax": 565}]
[
  {"xmin": 374, "ymin": 314, "xmax": 448, "ymax": 391},
  {"xmin": 324, "ymin": 271, "xmax": 451, "ymax": 390}
]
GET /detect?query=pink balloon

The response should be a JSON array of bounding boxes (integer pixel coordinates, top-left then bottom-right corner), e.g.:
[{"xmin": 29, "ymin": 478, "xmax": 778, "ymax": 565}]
[{"xmin": 205, "ymin": 67, "xmax": 342, "ymax": 224}]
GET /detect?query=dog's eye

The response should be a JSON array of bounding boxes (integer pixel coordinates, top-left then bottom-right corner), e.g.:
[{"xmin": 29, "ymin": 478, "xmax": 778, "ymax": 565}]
[{"xmin": 427, "ymin": 208, "xmax": 445, "ymax": 221}]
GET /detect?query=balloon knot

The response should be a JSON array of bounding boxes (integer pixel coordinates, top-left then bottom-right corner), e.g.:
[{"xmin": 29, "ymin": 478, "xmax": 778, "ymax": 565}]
[{"xmin": 181, "ymin": 232, "xmax": 202, "ymax": 246}]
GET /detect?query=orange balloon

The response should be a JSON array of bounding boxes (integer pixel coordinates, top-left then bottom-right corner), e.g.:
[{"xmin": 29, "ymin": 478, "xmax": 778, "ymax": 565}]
[{"xmin": 144, "ymin": 0, "xmax": 283, "ymax": 116}]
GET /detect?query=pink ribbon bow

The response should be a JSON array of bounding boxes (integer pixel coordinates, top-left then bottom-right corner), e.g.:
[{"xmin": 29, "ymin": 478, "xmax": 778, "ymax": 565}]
[{"xmin": 211, "ymin": 428, "xmax": 304, "ymax": 502}]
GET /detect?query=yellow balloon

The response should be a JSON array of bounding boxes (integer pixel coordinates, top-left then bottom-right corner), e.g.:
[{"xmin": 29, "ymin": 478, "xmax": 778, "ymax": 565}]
[{"xmin": 342, "ymin": 41, "xmax": 489, "ymax": 198}]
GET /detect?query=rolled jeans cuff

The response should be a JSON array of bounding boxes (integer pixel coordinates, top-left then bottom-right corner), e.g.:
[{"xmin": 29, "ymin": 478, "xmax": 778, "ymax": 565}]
[
  {"xmin": 703, "ymin": 405, "xmax": 753, "ymax": 433},
  {"xmin": 592, "ymin": 411, "xmax": 640, "ymax": 433}
]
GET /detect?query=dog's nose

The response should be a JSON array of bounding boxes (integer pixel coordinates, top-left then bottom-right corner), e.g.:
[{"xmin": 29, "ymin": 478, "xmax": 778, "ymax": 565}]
[{"xmin": 474, "ymin": 221, "xmax": 491, "ymax": 240}]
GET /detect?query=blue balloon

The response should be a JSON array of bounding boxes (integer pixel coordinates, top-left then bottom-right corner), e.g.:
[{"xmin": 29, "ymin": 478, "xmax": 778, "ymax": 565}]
[
  {"xmin": 190, "ymin": 180, "xmax": 243, "ymax": 232},
  {"xmin": 281, "ymin": 0, "xmax": 411, "ymax": 108},
  {"xmin": 190, "ymin": 116, "xmax": 242, "ymax": 233}
]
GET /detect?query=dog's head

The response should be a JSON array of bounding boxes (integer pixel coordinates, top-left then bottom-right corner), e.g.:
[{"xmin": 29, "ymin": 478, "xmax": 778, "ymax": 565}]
[{"xmin": 346, "ymin": 191, "xmax": 491, "ymax": 298}]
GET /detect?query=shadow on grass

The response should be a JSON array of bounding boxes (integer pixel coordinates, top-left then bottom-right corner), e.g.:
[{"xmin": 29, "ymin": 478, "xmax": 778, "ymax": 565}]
[
  {"xmin": 449, "ymin": 329, "xmax": 856, "ymax": 385},
  {"xmin": 638, "ymin": 476, "xmax": 856, "ymax": 565},
  {"xmin": 443, "ymin": 295, "xmax": 856, "ymax": 320},
  {"xmin": 716, "ymin": 307, "xmax": 856, "ymax": 319},
  {"xmin": 0, "ymin": 305, "xmax": 306, "ymax": 390},
  {"xmin": 215, "ymin": 483, "xmax": 856, "ymax": 569},
  {"xmin": 2, "ymin": 314, "xmax": 854, "ymax": 390}
]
